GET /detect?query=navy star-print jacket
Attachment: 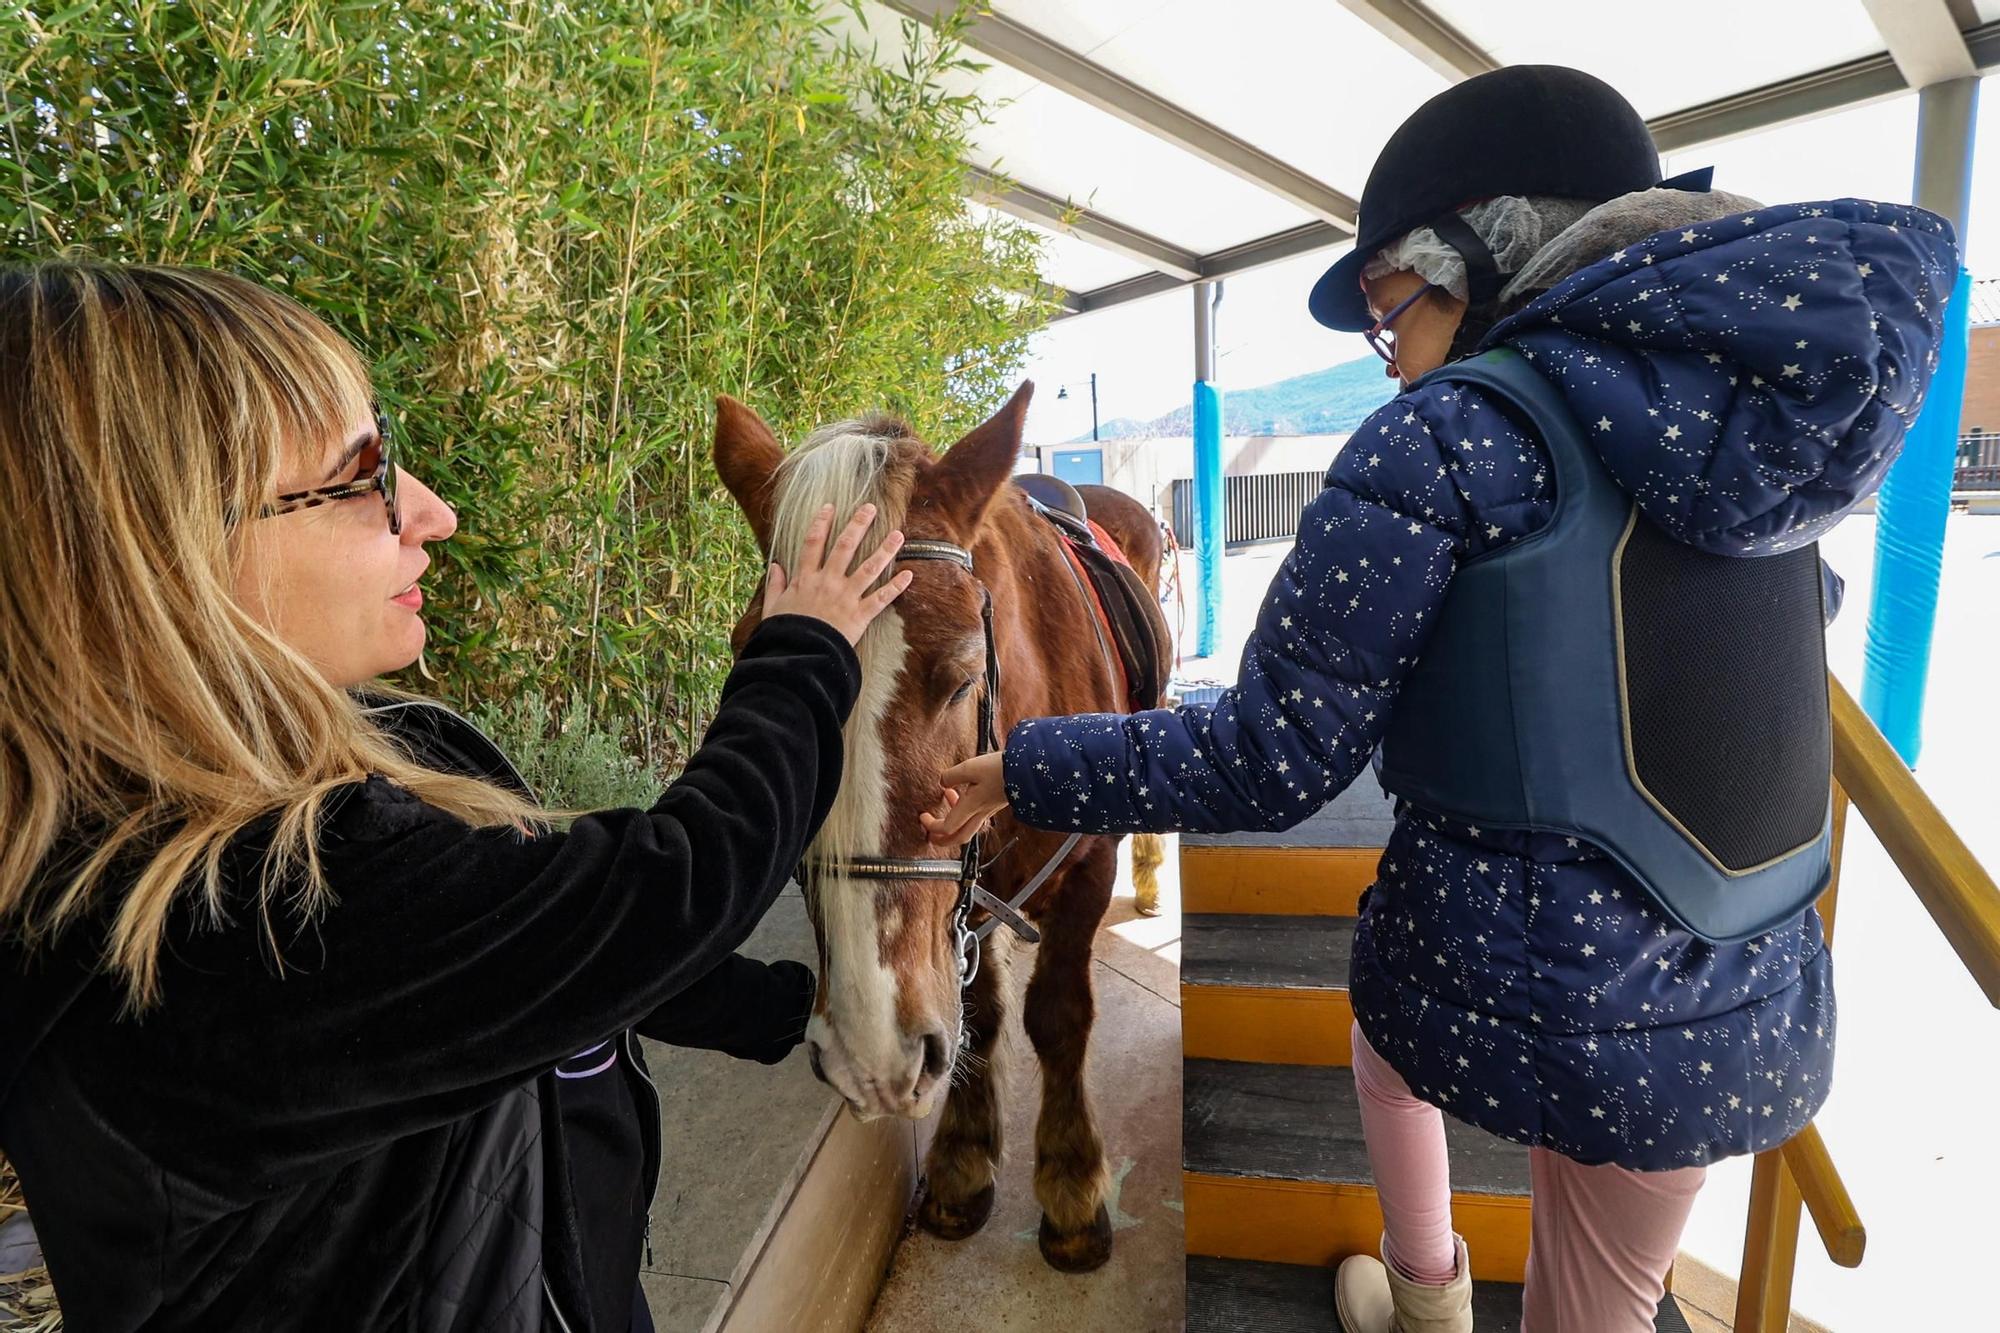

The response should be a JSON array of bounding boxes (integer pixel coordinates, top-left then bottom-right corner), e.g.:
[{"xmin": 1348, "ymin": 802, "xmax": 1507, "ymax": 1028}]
[{"xmin": 1003, "ymin": 198, "xmax": 1958, "ymax": 1169}]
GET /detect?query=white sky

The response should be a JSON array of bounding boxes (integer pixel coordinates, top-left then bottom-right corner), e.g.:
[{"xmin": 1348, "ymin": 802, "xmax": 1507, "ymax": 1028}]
[{"xmin": 1019, "ymin": 76, "xmax": 2000, "ymax": 448}]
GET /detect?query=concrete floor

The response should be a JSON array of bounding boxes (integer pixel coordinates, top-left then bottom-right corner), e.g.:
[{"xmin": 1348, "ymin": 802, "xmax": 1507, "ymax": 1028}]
[
  {"xmin": 865, "ymin": 840, "xmax": 1189, "ymax": 1333},
  {"xmin": 641, "ymin": 889, "xmax": 850, "ymax": 1330}
]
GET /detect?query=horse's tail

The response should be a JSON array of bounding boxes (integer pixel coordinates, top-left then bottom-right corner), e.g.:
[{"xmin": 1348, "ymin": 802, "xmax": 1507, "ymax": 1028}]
[{"xmin": 1131, "ymin": 832, "xmax": 1165, "ymax": 917}]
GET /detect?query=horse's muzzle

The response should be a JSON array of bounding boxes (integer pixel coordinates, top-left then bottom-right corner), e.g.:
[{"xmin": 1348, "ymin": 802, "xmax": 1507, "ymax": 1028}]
[{"xmin": 804, "ymin": 1018, "xmax": 956, "ymax": 1119}]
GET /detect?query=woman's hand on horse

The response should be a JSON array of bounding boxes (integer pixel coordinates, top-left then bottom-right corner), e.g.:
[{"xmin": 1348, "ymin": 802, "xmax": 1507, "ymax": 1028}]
[
  {"xmin": 763, "ymin": 503, "xmax": 913, "ymax": 647},
  {"xmin": 921, "ymin": 753, "xmax": 1008, "ymax": 846}
]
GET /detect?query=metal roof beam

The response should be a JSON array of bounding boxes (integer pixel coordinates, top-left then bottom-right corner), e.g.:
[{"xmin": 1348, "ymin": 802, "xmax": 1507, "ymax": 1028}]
[
  {"xmin": 1055, "ymin": 222, "xmax": 1349, "ymax": 319},
  {"xmin": 883, "ymin": 0, "xmax": 1357, "ymax": 227},
  {"xmin": 1063, "ymin": 271, "xmax": 1184, "ymax": 319},
  {"xmin": 966, "ymin": 166, "xmax": 1204, "ymax": 281},
  {"xmin": 1336, "ymin": 0, "xmax": 1497, "ymax": 82},
  {"xmin": 1047, "ymin": 283, "xmax": 1086, "ymax": 316},
  {"xmin": 1199, "ymin": 221, "xmax": 1351, "ymax": 278},
  {"xmin": 1046, "ymin": 19, "xmax": 2000, "ymax": 322},
  {"xmin": 1650, "ymin": 19, "xmax": 1998, "ymax": 152},
  {"xmin": 1859, "ymin": 0, "xmax": 1976, "ymax": 88}
]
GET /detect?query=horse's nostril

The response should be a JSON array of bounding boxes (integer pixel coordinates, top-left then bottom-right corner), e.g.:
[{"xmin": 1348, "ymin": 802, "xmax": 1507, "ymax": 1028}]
[{"xmin": 920, "ymin": 1030, "xmax": 951, "ymax": 1082}]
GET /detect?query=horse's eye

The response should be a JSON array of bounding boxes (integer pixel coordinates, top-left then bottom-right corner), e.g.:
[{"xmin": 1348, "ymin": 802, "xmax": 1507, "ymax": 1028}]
[{"xmin": 950, "ymin": 678, "xmax": 976, "ymax": 705}]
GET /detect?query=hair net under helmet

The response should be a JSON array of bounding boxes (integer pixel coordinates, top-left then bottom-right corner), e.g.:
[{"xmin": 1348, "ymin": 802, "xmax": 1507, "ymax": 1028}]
[
  {"xmin": 1361, "ymin": 195, "xmax": 1598, "ymax": 306},
  {"xmin": 1309, "ymin": 64, "xmax": 1708, "ymax": 334}
]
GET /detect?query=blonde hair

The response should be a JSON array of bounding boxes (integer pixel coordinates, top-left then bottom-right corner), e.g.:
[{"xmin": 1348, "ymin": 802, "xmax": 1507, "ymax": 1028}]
[
  {"xmin": 0, "ymin": 261, "xmax": 543, "ymax": 1007},
  {"xmin": 767, "ymin": 418, "xmax": 911, "ymax": 900}
]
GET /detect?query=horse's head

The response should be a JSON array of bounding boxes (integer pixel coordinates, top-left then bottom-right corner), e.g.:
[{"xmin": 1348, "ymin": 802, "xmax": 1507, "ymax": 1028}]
[{"xmin": 714, "ymin": 384, "xmax": 1031, "ymax": 1119}]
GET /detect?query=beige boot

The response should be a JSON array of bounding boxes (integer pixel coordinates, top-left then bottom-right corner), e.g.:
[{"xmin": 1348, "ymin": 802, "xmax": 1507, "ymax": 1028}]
[{"xmin": 1334, "ymin": 1234, "xmax": 1472, "ymax": 1333}]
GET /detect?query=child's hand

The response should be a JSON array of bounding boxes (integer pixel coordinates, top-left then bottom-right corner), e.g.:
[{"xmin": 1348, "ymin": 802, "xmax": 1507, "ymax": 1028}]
[
  {"xmin": 921, "ymin": 752, "xmax": 1008, "ymax": 846},
  {"xmin": 762, "ymin": 503, "xmax": 913, "ymax": 647}
]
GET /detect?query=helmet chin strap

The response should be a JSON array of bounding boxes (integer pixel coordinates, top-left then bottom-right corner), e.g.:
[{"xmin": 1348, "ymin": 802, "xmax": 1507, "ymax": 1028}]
[{"xmin": 1428, "ymin": 210, "xmax": 1503, "ymax": 364}]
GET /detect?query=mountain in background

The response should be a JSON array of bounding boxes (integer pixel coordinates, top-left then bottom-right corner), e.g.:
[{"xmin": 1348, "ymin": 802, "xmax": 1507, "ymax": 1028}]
[{"xmin": 1069, "ymin": 356, "xmax": 1395, "ymax": 443}]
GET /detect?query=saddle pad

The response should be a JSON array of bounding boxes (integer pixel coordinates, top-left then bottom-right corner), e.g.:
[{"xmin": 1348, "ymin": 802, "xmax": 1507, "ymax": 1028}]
[{"xmin": 1058, "ymin": 520, "xmax": 1171, "ymax": 713}]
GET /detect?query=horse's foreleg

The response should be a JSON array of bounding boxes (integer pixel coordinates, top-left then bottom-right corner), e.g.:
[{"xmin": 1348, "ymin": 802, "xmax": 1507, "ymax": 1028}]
[
  {"xmin": 917, "ymin": 937, "xmax": 1008, "ymax": 1241},
  {"xmin": 1023, "ymin": 841, "xmax": 1117, "ymax": 1273},
  {"xmin": 1130, "ymin": 833, "xmax": 1165, "ymax": 917}
]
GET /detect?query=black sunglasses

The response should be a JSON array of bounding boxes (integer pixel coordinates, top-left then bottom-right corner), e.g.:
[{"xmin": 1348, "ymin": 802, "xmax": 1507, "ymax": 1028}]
[{"xmin": 259, "ymin": 403, "xmax": 401, "ymax": 535}]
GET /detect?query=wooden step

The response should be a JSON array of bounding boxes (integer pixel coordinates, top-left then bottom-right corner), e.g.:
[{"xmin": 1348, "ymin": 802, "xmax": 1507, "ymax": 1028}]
[
  {"xmin": 1182, "ymin": 913, "xmax": 1357, "ymax": 1066},
  {"xmin": 1183, "ymin": 1059, "xmax": 1533, "ymax": 1282},
  {"xmin": 1181, "ymin": 844, "xmax": 1377, "ymax": 916},
  {"xmin": 1185, "ymin": 1256, "xmax": 1695, "ymax": 1333},
  {"xmin": 1179, "ymin": 770, "xmax": 1395, "ymax": 916}
]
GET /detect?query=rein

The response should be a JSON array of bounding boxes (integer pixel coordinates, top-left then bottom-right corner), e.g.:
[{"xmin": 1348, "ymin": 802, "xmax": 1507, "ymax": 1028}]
[{"xmin": 801, "ymin": 526, "xmax": 1099, "ymax": 995}]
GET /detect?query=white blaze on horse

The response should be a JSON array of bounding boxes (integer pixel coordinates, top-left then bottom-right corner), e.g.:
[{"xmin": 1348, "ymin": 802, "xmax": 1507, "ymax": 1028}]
[{"xmin": 714, "ymin": 383, "xmax": 1170, "ymax": 1272}]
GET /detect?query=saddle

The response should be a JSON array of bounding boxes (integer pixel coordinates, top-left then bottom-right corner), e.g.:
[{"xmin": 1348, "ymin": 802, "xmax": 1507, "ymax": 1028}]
[{"xmin": 1014, "ymin": 477, "xmax": 1171, "ymax": 713}]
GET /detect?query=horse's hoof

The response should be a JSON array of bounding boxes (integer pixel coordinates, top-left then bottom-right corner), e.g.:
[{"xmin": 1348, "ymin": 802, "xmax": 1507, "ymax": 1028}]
[
  {"xmin": 1134, "ymin": 898, "xmax": 1162, "ymax": 918},
  {"xmin": 918, "ymin": 1182, "xmax": 997, "ymax": 1241},
  {"xmin": 1038, "ymin": 1203, "xmax": 1114, "ymax": 1273}
]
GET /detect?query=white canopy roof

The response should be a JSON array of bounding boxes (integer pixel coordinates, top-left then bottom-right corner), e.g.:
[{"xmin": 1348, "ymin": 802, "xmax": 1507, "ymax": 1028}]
[{"xmin": 831, "ymin": 0, "xmax": 2000, "ymax": 317}]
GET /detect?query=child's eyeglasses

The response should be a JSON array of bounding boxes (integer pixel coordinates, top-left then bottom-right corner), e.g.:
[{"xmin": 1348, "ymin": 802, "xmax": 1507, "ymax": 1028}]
[
  {"xmin": 1362, "ymin": 283, "xmax": 1440, "ymax": 365},
  {"xmin": 259, "ymin": 403, "xmax": 401, "ymax": 535}
]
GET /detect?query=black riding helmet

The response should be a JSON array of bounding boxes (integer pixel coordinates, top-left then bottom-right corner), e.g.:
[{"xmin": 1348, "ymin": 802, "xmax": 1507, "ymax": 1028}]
[{"xmin": 1309, "ymin": 65, "xmax": 1708, "ymax": 332}]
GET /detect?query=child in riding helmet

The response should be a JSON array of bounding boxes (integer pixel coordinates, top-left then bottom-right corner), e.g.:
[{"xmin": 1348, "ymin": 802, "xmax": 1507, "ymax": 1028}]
[{"xmin": 923, "ymin": 65, "xmax": 1956, "ymax": 1333}]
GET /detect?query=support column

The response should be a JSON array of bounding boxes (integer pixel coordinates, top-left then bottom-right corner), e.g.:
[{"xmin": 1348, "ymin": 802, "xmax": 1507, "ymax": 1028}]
[
  {"xmin": 1861, "ymin": 75, "xmax": 1978, "ymax": 765},
  {"xmin": 1193, "ymin": 281, "xmax": 1225, "ymax": 659}
]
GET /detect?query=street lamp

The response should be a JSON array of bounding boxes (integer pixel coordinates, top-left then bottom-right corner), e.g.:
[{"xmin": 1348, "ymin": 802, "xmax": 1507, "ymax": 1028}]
[{"xmin": 1055, "ymin": 372, "xmax": 1099, "ymax": 442}]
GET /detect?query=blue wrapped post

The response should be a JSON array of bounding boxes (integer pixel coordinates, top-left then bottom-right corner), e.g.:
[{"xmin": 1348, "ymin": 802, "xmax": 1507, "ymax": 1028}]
[
  {"xmin": 1860, "ymin": 74, "xmax": 1977, "ymax": 766},
  {"xmin": 1861, "ymin": 266, "xmax": 1971, "ymax": 764},
  {"xmin": 1193, "ymin": 381, "xmax": 1224, "ymax": 658},
  {"xmin": 1193, "ymin": 282, "xmax": 1226, "ymax": 659}
]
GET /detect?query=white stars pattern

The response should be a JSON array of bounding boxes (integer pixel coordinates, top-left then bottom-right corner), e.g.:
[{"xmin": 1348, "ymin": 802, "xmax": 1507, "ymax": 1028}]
[{"xmin": 1003, "ymin": 196, "xmax": 1941, "ymax": 1171}]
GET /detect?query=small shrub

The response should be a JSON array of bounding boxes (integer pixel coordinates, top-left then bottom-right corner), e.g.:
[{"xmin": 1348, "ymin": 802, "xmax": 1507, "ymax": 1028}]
[
  {"xmin": 3, "ymin": 0, "xmax": 1052, "ymax": 772},
  {"xmin": 469, "ymin": 690, "xmax": 661, "ymax": 813}
]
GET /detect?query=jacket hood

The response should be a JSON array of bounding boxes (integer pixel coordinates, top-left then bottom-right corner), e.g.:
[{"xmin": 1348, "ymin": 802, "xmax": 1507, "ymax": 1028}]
[{"xmin": 1489, "ymin": 197, "xmax": 1959, "ymax": 555}]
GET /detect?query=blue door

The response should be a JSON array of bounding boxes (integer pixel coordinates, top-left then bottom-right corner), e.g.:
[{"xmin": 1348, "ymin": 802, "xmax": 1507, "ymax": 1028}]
[{"xmin": 1051, "ymin": 449, "xmax": 1104, "ymax": 486}]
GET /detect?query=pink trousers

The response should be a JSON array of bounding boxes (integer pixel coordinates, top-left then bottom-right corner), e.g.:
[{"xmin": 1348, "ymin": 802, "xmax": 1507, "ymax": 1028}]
[{"xmin": 1351, "ymin": 1024, "xmax": 1706, "ymax": 1333}]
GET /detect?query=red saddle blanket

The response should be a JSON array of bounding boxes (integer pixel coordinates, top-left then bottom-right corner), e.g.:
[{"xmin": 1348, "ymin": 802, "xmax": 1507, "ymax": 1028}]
[{"xmin": 1043, "ymin": 512, "xmax": 1171, "ymax": 713}]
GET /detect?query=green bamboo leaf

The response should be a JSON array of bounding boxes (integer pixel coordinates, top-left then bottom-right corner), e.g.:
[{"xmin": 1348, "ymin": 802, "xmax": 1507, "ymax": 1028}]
[{"xmin": 2, "ymin": 0, "xmax": 1049, "ymax": 778}]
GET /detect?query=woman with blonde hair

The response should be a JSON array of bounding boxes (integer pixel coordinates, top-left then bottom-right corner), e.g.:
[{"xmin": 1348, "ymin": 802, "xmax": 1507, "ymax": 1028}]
[{"xmin": 0, "ymin": 260, "xmax": 910, "ymax": 1331}]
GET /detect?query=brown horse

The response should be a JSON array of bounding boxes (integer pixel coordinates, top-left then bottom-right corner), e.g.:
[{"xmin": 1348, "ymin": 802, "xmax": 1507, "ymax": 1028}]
[{"xmin": 713, "ymin": 383, "xmax": 1168, "ymax": 1272}]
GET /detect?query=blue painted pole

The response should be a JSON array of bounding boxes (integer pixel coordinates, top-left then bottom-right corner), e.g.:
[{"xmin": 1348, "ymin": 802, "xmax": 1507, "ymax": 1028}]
[
  {"xmin": 1193, "ymin": 282, "xmax": 1225, "ymax": 659},
  {"xmin": 1861, "ymin": 266, "xmax": 1971, "ymax": 764},
  {"xmin": 1194, "ymin": 381, "xmax": 1224, "ymax": 658},
  {"xmin": 1860, "ymin": 75, "xmax": 1977, "ymax": 766}
]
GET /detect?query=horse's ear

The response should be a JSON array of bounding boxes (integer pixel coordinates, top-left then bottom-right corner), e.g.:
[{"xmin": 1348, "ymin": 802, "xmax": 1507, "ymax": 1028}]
[
  {"xmin": 713, "ymin": 394, "xmax": 785, "ymax": 554},
  {"xmin": 924, "ymin": 382, "xmax": 1033, "ymax": 536}
]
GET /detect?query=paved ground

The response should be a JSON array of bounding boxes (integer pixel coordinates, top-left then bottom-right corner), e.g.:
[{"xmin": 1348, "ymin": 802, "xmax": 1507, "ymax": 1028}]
[
  {"xmin": 865, "ymin": 513, "xmax": 1999, "ymax": 1331},
  {"xmin": 864, "ymin": 837, "xmax": 1188, "ymax": 1332}
]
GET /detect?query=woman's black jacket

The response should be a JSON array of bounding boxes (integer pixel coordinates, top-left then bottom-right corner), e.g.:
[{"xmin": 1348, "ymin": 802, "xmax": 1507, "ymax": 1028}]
[{"xmin": 0, "ymin": 615, "xmax": 858, "ymax": 1331}]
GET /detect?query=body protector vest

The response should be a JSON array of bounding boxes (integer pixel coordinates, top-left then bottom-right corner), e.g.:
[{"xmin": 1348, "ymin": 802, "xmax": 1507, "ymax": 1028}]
[{"xmin": 1376, "ymin": 349, "xmax": 1833, "ymax": 944}]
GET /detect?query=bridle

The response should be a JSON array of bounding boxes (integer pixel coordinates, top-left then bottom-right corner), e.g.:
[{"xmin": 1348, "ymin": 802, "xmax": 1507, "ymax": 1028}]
[{"xmin": 800, "ymin": 534, "xmax": 1085, "ymax": 999}]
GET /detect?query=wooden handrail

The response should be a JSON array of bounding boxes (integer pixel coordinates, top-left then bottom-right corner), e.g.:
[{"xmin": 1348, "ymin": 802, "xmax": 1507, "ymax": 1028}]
[
  {"xmin": 1780, "ymin": 1124, "xmax": 1865, "ymax": 1268},
  {"xmin": 1741, "ymin": 687, "xmax": 1997, "ymax": 1330},
  {"xmin": 1738, "ymin": 784, "xmax": 1853, "ymax": 1332},
  {"xmin": 1828, "ymin": 676, "xmax": 2000, "ymax": 1006},
  {"xmin": 1737, "ymin": 1151, "xmax": 1804, "ymax": 1332}
]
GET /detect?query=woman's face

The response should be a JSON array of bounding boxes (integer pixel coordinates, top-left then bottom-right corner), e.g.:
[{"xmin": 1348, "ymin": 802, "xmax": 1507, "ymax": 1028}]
[
  {"xmin": 1363, "ymin": 268, "xmax": 1467, "ymax": 387},
  {"xmin": 233, "ymin": 407, "xmax": 458, "ymax": 688}
]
